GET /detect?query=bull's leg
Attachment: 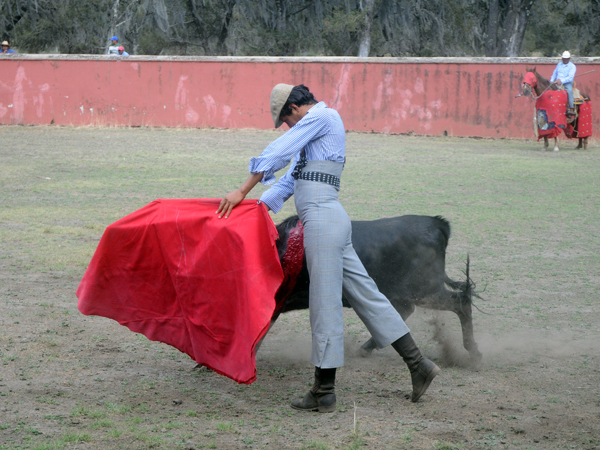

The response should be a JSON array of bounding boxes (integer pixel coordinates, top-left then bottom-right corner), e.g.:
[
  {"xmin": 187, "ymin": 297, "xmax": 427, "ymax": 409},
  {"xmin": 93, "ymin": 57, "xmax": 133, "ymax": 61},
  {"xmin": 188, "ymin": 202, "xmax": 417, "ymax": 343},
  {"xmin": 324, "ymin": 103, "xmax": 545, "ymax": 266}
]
[
  {"xmin": 359, "ymin": 302, "xmax": 415, "ymax": 357},
  {"xmin": 584, "ymin": 137, "xmax": 588, "ymax": 149},
  {"xmin": 451, "ymin": 297, "xmax": 483, "ymax": 367},
  {"xmin": 553, "ymin": 137, "xmax": 559, "ymax": 152},
  {"xmin": 543, "ymin": 136, "xmax": 549, "ymax": 151},
  {"xmin": 358, "ymin": 338, "xmax": 377, "ymax": 356},
  {"xmin": 577, "ymin": 138, "xmax": 583, "ymax": 149},
  {"xmin": 412, "ymin": 290, "xmax": 482, "ymax": 366}
]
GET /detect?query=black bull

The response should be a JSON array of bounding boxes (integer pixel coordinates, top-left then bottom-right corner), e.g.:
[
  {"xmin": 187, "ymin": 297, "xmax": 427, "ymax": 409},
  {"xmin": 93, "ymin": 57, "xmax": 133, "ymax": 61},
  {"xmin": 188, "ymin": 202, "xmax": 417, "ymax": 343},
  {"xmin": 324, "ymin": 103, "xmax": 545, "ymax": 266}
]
[{"xmin": 271, "ymin": 214, "xmax": 482, "ymax": 363}]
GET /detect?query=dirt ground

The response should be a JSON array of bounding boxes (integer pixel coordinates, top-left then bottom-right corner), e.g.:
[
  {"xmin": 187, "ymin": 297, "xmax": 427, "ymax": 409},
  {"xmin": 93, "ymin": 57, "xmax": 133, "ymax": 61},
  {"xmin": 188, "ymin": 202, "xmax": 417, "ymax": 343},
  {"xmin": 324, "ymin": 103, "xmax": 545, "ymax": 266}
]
[{"xmin": 1, "ymin": 127, "xmax": 599, "ymax": 450}]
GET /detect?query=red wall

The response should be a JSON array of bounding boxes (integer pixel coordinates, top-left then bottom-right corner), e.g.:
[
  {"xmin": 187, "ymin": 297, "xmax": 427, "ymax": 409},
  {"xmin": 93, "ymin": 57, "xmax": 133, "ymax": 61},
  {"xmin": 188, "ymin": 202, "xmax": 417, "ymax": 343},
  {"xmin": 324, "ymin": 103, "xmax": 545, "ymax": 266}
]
[{"xmin": 0, "ymin": 55, "xmax": 598, "ymax": 139}]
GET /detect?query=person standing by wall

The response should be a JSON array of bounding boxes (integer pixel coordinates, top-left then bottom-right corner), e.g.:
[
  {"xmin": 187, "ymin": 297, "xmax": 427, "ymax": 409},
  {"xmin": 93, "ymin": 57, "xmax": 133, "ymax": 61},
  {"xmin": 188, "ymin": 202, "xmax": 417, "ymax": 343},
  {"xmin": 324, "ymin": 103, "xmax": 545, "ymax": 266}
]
[
  {"xmin": 217, "ymin": 84, "xmax": 440, "ymax": 413},
  {"xmin": 550, "ymin": 51, "xmax": 577, "ymax": 113},
  {"xmin": 117, "ymin": 46, "xmax": 129, "ymax": 56},
  {"xmin": 108, "ymin": 36, "xmax": 119, "ymax": 55},
  {"xmin": 1, "ymin": 41, "xmax": 16, "ymax": 54}
]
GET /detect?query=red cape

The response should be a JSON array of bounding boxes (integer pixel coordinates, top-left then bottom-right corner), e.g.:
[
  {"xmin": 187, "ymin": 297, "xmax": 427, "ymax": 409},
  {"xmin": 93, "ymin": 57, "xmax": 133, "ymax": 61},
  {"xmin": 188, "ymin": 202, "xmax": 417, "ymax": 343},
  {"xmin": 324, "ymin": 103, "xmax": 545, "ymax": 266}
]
[{"xmin": 76, "ymin": 199, "xmax": 283, "ymax": 384}]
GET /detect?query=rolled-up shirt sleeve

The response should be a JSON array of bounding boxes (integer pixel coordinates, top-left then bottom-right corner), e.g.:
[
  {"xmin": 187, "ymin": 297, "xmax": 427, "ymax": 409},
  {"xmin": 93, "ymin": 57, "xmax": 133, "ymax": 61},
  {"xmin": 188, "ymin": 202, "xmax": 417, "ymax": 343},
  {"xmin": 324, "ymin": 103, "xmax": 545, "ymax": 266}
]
[
  {"xmin": 259, "ymin": 161, "xmax": 297, "ymax": 213},
  {"xmin": 249, "ymin": 110, "xmax": 328, "ymax": 183},
  {"xmin": 248, "ymin": 105, "xmax": 330, "ymax": 212}
]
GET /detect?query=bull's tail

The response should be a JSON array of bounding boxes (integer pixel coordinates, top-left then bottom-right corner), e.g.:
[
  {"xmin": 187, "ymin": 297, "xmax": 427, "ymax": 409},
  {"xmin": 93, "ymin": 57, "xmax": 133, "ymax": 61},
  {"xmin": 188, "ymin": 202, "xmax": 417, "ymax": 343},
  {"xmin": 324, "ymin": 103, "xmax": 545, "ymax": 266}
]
[{"xmin": 445, "ymin": 255, "xmax": 487, "ymax": 313}]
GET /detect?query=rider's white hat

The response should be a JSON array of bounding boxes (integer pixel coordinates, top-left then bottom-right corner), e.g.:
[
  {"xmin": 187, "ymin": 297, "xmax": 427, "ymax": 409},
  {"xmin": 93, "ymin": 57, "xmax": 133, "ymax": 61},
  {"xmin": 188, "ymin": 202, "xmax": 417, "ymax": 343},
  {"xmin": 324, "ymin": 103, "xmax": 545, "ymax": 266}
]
[{"xmin": 562, "ymin": 51, "xmax": 571, "ymax": 59}]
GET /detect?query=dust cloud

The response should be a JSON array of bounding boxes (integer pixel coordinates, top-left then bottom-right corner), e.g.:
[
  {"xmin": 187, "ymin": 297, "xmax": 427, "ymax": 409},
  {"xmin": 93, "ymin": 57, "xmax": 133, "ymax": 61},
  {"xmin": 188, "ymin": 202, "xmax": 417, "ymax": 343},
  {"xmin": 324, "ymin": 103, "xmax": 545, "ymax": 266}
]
[{"xmin": 259, "ymin": 309, "xmax": 599, "ymax": 372}]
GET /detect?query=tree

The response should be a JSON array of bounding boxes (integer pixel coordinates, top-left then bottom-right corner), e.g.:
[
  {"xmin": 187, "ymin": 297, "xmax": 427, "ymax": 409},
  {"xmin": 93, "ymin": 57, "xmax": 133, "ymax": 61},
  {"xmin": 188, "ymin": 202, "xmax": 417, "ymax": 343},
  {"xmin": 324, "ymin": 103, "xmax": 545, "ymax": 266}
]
[
  {"xmin": 357, "ymin": 0, "xmax": 376, "ymax": 57},
  {"xmin": 523, "ymin": 0, "xmax": 600, "ymax": 57},
  {"xmin": 484, "ymin": 0, "xmax": 536, "ymax": 57},
  {"xmin": 1, "ymin": 0, "xmax": 599, "ymax": 57}
]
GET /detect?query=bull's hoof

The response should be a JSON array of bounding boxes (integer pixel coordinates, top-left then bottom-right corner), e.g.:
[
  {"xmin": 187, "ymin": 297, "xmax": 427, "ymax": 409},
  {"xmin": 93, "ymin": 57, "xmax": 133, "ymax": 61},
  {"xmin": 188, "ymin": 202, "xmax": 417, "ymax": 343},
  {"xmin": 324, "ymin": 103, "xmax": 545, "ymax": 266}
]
[
  {"xmin": 359, "ymin": 346, "xmax": 374, "ymax": 358},
  {"xmin": 469, "ymin": 350, "xmax": 483, "ymax": 370},
  {"xmin": 359, "ymin": 339, "xmax": 376, "ymax": 357},
  {"xmin": 553, "ymin": 147, "xmax": 559, "ymax": 152}
]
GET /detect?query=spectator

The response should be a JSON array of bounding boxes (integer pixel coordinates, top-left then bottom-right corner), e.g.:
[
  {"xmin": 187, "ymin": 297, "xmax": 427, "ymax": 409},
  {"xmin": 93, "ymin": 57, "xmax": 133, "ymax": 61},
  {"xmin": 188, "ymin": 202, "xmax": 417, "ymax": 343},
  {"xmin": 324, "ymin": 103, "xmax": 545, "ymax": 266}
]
[
  {"xmin": 117, "ymin": 46, "xmax": 129, "ymax": 56},
  {"xmin": 108, "ymin": 36, "xmax": 119, "ymax": 55},
  {"xmin": 1, "ymin": 40, "xmax": 16, "ymax": 54}
]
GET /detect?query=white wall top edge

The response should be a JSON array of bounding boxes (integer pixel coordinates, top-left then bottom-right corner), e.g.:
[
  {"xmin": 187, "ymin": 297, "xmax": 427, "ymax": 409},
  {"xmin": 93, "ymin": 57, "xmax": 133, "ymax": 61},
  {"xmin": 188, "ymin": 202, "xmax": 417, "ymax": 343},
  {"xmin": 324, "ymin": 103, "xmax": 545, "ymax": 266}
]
[{"xmin": 1, "ymin": 55, "xmax": 599, "ymax": 64}]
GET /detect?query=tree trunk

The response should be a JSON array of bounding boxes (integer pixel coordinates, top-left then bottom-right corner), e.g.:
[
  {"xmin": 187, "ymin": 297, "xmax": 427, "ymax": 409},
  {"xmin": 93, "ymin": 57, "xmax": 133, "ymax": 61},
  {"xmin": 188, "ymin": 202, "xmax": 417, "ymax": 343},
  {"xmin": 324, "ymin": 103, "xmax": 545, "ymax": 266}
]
[
  {"xmin": 217, "ymin": 0, "xmax": 236, "ymax": 54},
  {"xmin": 188, "ymin": 0, "xmax": 204, "ymax": 36},
  {"xmin": 498, "ymin": 0, "xmax": 535, "ymax": 57},
  {"xmin": 485, "ymin": 0, "xmax": 500, "ymax": 56},
  {"xmin": 358, "ymin": 0, "xmax": 375, "ymax": 57},
  {"xmin": 107, "ymin": 0, "xmax": 120, "ymax": 54},
  {"xmin": 275, "ymin": 0, "xmax": 286, "ymax": 31}
]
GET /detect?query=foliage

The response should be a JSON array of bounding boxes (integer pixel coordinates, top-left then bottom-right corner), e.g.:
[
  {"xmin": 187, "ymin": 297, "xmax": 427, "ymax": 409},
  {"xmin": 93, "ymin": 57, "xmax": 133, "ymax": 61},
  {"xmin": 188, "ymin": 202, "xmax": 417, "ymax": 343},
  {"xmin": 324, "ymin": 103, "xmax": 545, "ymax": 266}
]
[
  {"xmin": 523, "ymin": 0, "xmax": 600, "ymax": 57},
  {"xmin": 0, "ymin": 0, "xmax": 598, "ymax": 56}
]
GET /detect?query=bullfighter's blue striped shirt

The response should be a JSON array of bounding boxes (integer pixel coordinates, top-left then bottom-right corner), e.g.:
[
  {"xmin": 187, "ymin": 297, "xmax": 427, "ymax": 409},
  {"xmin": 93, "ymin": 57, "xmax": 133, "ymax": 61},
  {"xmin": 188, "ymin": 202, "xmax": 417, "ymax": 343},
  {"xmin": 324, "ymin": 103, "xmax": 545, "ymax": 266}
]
[{"xmin": 249, "ymin": 102, "xmax": 345, "ymax": 213}]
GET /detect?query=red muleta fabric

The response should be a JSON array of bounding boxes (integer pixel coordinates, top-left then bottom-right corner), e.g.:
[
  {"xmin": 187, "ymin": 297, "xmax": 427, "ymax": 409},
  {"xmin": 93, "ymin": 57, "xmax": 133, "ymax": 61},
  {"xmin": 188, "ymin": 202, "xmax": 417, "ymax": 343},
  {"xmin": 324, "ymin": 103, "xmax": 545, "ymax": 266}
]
[
  {"xmin": 536, "ymin": 90, "xmax": 568, "ymax": 140},
  {"xmin": 76, "ymin": 199, "xmax": 283, "ymax": 385}
]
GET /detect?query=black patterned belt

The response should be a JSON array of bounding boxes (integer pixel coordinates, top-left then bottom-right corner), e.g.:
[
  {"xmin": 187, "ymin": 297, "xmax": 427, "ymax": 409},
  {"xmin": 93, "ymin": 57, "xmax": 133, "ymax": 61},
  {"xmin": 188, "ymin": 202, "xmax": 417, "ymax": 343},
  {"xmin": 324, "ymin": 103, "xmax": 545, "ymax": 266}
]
[
  {"xmin": 291, "ymin": 149, "xmax": 341, "ymax": 188},
  {"xmin": 295, "ymin": 171, "xmax": 341, "ymax": 188}
]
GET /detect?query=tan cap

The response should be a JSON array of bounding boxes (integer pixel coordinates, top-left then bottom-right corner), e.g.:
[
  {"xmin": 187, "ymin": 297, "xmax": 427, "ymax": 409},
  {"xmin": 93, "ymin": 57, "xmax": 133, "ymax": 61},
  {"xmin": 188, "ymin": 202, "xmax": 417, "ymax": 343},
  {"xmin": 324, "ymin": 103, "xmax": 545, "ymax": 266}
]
[
  {"xmin": 562, "ymin": 50, "xmax": 571, "ymax": 58},
  {"xmin": 1, "ymin": 41, "xmax": 9, "ymax": 46},
  {"xmin": 270, "ymin": 83, "xmax": 294, "ymax": 128}
]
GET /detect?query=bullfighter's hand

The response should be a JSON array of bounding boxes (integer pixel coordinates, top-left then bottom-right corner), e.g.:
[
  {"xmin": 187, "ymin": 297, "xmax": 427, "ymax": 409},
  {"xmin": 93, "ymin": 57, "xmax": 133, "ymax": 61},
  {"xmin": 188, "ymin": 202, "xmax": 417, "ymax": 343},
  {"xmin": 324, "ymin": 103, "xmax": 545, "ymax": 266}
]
[
  {"xmin": 217, "ymin": 189, "xmax": 245, "ymax": 219},
  {"xmin": 555, "ymin": 79, "xmax": 562, "ymax": 86}
]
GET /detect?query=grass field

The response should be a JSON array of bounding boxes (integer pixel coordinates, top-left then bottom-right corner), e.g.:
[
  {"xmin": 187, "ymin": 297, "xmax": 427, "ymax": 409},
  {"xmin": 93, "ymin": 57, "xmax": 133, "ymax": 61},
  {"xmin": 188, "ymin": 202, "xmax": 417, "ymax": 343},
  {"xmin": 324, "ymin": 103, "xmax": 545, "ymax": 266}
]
[{"xmin": 1, "ymin": 126, "xmax": 599, "ymax": 449}]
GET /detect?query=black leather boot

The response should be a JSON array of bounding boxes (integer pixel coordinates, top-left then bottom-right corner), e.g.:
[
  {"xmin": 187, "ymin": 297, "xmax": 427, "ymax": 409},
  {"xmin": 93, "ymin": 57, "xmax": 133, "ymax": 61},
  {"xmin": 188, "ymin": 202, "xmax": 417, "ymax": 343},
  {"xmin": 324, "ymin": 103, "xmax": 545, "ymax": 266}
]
[
  {"xmin": 392, "ymin": 333, "xmax": 440, "ymax": 402},
  {"xmin": 291, "ymin": 367, "xmax": 336, "ymax": 413}
]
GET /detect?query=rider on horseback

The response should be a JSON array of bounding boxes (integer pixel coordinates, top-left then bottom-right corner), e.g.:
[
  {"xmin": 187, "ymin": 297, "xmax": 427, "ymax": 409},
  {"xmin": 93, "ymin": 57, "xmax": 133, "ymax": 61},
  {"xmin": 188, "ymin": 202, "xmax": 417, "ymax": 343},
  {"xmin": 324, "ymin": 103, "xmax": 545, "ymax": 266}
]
[{"xmin": 550, "ymin": 51, "xmax": 577, "ymax": 115}]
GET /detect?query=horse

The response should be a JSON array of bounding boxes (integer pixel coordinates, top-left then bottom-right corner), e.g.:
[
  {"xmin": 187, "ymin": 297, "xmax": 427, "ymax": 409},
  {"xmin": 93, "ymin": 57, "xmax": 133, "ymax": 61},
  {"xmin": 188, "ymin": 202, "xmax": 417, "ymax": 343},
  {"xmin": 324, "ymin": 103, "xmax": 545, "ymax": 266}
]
[{"xmin": 522, "ymin": 67, "xmax": 591, "ymax": 151}]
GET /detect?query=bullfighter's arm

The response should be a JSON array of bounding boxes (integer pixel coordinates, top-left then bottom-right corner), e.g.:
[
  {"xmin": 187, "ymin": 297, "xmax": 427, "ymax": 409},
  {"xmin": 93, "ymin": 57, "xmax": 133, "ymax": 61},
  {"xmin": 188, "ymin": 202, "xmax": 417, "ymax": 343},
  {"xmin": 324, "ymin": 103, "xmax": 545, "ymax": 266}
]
[
  {"xmin": 248, "ymin": 111, "xmax": 328, "ymax": 186},
  {"xmin": 258, "ymin": 159, "xmax": 297, "ymax": 213},
  {"xmin": 217, "ymin": 172, "xmax": 265, "ymax": 219}
]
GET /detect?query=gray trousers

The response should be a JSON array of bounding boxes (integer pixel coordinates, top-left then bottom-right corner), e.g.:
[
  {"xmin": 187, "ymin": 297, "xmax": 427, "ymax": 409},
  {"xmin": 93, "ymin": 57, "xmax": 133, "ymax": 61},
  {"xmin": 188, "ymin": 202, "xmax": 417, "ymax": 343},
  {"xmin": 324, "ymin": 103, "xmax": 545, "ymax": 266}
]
[{"xmin": 294, "ymin": 160, "xmax": 410, "ymax": 368}]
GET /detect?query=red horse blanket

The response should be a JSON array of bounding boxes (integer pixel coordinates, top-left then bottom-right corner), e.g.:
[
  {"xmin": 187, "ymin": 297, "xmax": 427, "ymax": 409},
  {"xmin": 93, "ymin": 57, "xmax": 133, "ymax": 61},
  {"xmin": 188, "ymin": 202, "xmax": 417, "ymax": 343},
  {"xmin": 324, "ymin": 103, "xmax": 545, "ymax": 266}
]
[
  {"xmin": 536, "ymin": 90, "xmax": 568, "ymax": 140},
  {"xmin": 76, "ymin": 199, "xmax": 284, "ymax": 384},
  {"xmin": 575, "ymin": 100, "xmax": 593, "ymax": 138}
]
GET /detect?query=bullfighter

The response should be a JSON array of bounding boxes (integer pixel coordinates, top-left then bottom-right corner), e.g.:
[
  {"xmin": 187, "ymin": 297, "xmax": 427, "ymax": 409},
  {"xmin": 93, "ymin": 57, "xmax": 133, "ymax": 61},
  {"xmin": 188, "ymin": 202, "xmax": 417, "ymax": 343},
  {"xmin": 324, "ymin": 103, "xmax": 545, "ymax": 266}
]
[{"xmin": 217, "ymin": 84, "xmax": 440, "ymax": 412}]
